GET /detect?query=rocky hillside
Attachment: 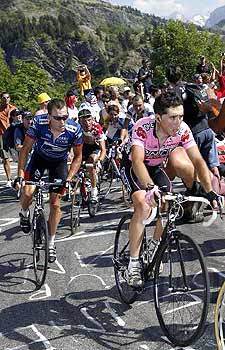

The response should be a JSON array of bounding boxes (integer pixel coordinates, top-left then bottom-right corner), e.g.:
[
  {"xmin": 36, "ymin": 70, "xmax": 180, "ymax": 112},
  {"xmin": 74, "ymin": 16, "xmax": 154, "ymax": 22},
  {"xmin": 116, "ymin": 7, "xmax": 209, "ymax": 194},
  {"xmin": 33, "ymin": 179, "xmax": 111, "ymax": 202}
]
[{"xmin": 0, "ymin": 0, "xmax": 165, "ymax": 82}]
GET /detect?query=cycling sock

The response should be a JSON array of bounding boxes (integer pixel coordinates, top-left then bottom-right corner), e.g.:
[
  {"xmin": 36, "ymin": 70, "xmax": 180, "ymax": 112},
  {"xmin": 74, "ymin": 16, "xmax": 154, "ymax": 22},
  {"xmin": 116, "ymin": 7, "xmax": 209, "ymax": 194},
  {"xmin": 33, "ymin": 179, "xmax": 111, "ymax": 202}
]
[
  {"xmin": 21, "ymin": 208, "xmax": 29, "ymax": 217},
  {"xmin": 48, "ymin": 234, "xmax": 56, "ymax": 248},
  {"xmin": 128, "ymin": 256, "xmax": 140, "ymax": 270}
]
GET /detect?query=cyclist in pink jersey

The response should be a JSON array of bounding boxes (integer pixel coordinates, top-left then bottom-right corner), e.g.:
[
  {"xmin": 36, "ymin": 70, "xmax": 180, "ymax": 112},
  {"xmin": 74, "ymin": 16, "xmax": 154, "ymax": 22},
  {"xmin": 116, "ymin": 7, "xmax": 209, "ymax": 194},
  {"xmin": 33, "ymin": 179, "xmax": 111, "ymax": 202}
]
[{"xmin": 127, "ymin": 90, "xmax": 221, "ymax": 288}]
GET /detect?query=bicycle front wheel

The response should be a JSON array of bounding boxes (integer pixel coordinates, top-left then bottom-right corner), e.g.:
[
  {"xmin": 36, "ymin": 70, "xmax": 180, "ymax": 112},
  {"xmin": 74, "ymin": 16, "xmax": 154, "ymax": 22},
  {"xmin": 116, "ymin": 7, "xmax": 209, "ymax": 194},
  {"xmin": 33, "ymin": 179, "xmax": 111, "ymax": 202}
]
[
  {"xmin": 215, "ymin": 282, "xmax": 225, "ymax": 350},
  {"xmin": 154, "ymin": 230, "xmax": 209, "ymax": 347},
  {"xmin": 33, "ymin": 212, "xmax": 48, "ymax": 289},
  {"xmin": 113, "ymin": 213, "xmax": 139, "ymax": 304},
  {"xmin": 70, "ymin": 181, "xmax": 82, "ymax": 234}
]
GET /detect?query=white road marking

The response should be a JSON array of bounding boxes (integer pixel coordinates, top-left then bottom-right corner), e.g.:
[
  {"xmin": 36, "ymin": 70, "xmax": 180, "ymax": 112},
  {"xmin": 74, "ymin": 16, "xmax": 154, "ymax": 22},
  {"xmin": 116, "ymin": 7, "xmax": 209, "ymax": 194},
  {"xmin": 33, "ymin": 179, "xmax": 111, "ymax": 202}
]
[
  {"xmin": 56, "ymin": 230, "xmax": 115, "ymax": 242},
  {"xmin": 104, "ymin": 301, "xmax": 125, "ymax": 327},
  {"xmin": 88, "ymin": 245, "xmax": 114, "ymax": 265},
  {"xmin": 29, "ymin": 284, "xmax": 51, "ymax": 300},
  {"xmin": 80, "ymin": 306, "xmax": 106, "ymax": 332},
  {"xmin": 0, "ymin": 218, "xmax": 19, "ymax": 227},
  {"xmin": 48, "ymin": 259, "xmax": 66, "ymax": 274},
  {"xmin": 2, "ymin": 324, "xmax": 55, "ymax": 350},
  {"xmin": 68, "ymin": 273, "xmax": 110, "ymax": 289},
  {"xmin": 74, "ymin": 251, "xmax": 87, "ymax": 267},
  {"xmin": 208, "ymin": 267, "xmax": 225, "ymax": 278}
]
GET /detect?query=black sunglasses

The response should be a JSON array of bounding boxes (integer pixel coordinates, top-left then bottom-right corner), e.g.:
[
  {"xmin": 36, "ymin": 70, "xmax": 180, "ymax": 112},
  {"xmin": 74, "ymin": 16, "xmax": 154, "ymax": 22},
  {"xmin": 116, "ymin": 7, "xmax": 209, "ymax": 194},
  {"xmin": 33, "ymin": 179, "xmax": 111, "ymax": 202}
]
[{"xmin": 52, "ymin": 115, "xmax": 68, "ymax": 121}]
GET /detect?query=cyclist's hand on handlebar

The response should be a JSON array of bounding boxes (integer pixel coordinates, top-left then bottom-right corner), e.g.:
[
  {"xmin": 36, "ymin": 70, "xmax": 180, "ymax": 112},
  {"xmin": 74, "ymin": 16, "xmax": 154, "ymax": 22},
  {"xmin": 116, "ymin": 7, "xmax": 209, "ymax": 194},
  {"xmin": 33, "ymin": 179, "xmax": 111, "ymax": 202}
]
[
  {"xmin": 206, "ymin": 191, "xmax": 224, "ymax": 215},
  {"xmin": 59, "ymin": 179, "xmax": 71, "ymax": 195},
  {"xmin": 145, "ymin": 185, "xmax": 161, "ymax": 207},
  {"xmin": 13, "ymin": 176, "xmax": 24, "ymax": 191}
]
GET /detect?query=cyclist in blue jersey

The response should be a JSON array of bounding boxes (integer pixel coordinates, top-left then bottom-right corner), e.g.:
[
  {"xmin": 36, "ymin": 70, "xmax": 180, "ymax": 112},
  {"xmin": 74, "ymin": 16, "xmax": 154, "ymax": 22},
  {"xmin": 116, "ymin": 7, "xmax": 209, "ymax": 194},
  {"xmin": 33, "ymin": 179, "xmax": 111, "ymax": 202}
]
[{"xmin": 14, "ymin": 99, "xmax": 83, "ymax": 262}]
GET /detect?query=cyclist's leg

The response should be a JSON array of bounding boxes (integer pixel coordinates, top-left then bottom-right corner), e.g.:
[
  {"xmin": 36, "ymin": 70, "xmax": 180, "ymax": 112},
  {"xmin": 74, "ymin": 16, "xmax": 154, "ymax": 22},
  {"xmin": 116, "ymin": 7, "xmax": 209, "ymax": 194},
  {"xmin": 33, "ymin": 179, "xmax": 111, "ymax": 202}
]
[
  {"xmin": 48, "ymin": 159, "xmax": 67, "ymax": 262},
  {"xmin": 20, "ymin": 153, "xmax": 44, "ymax": 232},
  {"xmin": 165, "ymin": 146, "xmax": 195, "ymax": 188}
]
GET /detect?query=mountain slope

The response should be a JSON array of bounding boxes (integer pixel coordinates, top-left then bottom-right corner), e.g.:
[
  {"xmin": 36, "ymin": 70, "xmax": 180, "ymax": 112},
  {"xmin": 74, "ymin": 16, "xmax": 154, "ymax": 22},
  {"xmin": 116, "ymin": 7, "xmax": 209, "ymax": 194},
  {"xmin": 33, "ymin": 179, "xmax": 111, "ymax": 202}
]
[{"xmin": 0, "ymin": 0, "xmax": 165, "ymax": 81}]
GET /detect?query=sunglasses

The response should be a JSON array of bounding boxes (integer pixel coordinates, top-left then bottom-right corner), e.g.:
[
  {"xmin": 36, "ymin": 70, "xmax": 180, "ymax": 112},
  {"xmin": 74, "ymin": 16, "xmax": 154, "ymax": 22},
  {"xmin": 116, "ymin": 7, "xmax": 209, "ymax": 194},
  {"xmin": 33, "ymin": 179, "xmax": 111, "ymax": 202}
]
[{"xmin": 52, "ymin": 115, "xmax": 68, "ymax": 121}]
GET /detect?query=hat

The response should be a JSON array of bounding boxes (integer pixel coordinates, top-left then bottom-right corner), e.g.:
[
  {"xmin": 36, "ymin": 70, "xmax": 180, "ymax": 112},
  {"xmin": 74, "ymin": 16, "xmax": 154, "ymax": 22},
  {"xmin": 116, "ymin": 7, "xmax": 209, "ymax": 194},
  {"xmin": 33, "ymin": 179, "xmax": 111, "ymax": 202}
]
[
  {"xmin": 123, "ymin": 86, "xmax": 131, "ymax": 93},
  {"xmin": 37, "ymin": 92, "xmax": 51, "ymax": 104},
  {"xmin": 21, "ymin": 111, "xmax": 33, "ymax": 119},
  {"xmin": 78, "ymin": 108, "xmax": 93, "ymax": 118}
]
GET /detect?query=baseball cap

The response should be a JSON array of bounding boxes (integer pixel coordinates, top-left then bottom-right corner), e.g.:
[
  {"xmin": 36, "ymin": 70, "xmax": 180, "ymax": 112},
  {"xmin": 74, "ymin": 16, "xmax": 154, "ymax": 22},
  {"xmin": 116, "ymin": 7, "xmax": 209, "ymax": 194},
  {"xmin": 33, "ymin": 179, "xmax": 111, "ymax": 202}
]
[
  {"xmin": 21, "ymin": 111, "xmax": 33, "ymax": 119},
  {"xmin": 37, "ymin": 92, "xmax": 51, "ymax": 104},
  {"xmin": 123, "ymin": 86, "xmax": 131, "ymax": 93},
  {"xmin": 78, "ymin": 108, "xmax": 93, "ymax": 118}
]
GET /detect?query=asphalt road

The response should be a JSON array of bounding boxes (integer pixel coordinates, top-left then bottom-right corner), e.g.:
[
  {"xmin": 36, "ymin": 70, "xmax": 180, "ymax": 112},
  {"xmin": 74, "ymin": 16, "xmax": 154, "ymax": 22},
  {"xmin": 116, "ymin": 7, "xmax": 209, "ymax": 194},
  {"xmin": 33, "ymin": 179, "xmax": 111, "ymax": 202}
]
[{"xmin": 0, "ymin": 162, "xmax": 225, "ymax": 350}]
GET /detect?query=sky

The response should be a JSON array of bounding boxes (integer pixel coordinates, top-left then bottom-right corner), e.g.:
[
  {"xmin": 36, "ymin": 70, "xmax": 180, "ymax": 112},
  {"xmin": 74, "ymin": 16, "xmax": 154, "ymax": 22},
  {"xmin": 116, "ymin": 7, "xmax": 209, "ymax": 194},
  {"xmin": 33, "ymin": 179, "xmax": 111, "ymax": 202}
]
[{"xmin": 110, "ymin": 0, "xmax": 225, "ymax": 19}]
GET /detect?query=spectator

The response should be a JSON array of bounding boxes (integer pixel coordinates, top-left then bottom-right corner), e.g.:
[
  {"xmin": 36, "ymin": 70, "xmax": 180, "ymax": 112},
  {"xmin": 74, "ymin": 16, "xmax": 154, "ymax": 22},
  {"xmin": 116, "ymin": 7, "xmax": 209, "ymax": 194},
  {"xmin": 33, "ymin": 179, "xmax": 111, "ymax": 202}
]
[
  {"xmin": 94, "ymin": 86, "xmax": 105, "ymax": 109},
  {"xmin": 0, "ymin": 92, "xmax": 16, "ymax": 186},
  {"xmin": 76, "ymin": 64, "xmax": 92, "ymax": 96},
  {"xmin": 137, "ymin": 59, "xmax": 153, "ymax": 99},
  {"xmin": 108, "ymin": 86, "xmax": 121, "ymax": 109},
  {"xmin": 121, "ymin": 87, "xmax": 133, "ymax": 113},
  {"xmin": 196, "ymin": 56, "xmax": 210, "ymax": 74},
  {"xmin": 148, "ymin": 85, "xmax": 161, "ymax": 108},
  {"xmin": 65, "ymin": 87, "xmax": 79, "ymax": 121},
  {"xmin": 79, "ymin": 89, "xmax": 101, "ymax": 122},
  {"xmin": 14, "ymin": 111, "xmax": 33, "ymax": 152},
  {"xmin": 193, "ymin": 73, "xmax": 203, "ymax": 85},
  {"xmin": 35, "ymin": 92, "xmax": 51, "ymax": 116}
]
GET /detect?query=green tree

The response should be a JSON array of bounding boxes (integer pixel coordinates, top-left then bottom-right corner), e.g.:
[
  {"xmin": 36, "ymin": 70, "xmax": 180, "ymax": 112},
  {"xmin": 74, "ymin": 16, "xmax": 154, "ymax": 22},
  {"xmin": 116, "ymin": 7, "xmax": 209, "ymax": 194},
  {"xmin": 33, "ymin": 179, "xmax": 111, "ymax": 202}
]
[{"xmin": 150, "ymin": 20, "xmax": 225, "ymax": 83}]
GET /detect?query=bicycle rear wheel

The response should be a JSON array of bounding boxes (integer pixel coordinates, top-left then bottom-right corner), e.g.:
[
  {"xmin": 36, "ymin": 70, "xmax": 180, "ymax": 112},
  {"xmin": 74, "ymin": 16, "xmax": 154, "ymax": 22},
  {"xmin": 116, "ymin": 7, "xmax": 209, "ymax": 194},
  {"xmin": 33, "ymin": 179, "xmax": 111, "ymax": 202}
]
[
  {"xmin": 113, "ymin": 213, "xmax": 139, "ymax": 304},
  {"xmin": 33, "ymin": 212, "xmax": 48, "ymax": 289},
  {"xmin": 154, "ymin": 230, "xmax": 209, "ymax": 347},
  {"xmin": 215, "ymin": 282, "xmax": 225, "ymax": 350},
  {"xmin": 70, "ymin": 182, "xmax": 82, "ymax": 234}
]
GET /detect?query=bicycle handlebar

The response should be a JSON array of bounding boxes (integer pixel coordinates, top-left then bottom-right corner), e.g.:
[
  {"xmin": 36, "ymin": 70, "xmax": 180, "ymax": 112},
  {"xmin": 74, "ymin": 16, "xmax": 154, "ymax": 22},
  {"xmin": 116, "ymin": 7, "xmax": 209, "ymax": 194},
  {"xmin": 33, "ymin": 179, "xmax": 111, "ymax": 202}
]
[{"xmin": 142, "ymin": 193, "xmax": 220, "ymax": 227}]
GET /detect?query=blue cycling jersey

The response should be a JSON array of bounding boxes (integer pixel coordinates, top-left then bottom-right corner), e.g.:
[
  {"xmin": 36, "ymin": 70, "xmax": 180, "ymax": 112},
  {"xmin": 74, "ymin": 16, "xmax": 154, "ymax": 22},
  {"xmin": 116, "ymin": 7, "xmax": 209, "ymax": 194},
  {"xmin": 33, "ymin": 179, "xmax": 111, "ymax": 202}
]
[{"xmin": 26, "ymin": 114, "xmax": 83, "ymax": 161}]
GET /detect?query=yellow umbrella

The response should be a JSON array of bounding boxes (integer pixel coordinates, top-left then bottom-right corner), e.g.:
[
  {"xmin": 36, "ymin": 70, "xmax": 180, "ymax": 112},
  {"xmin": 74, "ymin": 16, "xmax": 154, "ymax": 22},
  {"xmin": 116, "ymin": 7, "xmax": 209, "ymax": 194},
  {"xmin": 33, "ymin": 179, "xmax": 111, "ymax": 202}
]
[{"xmin": 100, "ymin": 77, "xmax": 126, "ymax": 86}]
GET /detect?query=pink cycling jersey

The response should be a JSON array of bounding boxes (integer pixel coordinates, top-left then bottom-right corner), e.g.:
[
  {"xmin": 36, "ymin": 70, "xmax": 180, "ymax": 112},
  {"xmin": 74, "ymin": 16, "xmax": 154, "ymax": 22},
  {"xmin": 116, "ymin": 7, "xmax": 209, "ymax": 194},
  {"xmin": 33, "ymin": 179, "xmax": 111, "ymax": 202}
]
[{"xmin": 131, "ymin": 116, "xmax": 196, "ymax": 166}]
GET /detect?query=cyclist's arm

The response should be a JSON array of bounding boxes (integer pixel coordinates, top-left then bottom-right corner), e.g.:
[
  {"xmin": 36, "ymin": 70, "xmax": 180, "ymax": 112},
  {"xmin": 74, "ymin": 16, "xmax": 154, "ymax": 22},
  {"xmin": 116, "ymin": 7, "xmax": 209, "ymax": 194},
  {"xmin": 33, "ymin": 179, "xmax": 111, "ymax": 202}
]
[
  {"xmin": 67, "ymin": 144, "xmax": 83, "ymax": 181},
  {"xmin": 186, "ymin": 145, "xmax": 213, "ymax": 193},
  {"xmin": 98, "ymin": 139, "xmax": 106, "ymax": 162},
  {"xmin": 17, "ymin": 136, "xmax": 35, "ymax": 177},
  {"xmin": 131, "ymin": 145, "xmax": 154, "ymax": 189}
]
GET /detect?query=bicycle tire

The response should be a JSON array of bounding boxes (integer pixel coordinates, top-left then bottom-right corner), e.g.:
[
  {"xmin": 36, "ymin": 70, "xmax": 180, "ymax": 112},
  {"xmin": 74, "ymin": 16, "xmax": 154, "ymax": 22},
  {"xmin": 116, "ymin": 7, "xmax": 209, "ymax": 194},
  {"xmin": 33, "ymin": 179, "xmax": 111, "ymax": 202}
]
[
  {"xmin": 215, "ymin": 281, "xmax": 225, "ymax": 350},
  {"xmin": 113, "ymin": 213, "xmax": 139, "ymax": 304},
  {"xmin": 99, "ymin": 161, "xmax": 114, "ymax": 199},
  {"xmin": 70, "ymin": 181, "xmax": 82, "ymax": 234},
  {"xmin": 33, "ymin": 211, "xmax": 48, "ymax": 289},
  {"xmin": 154, "ymin": 230, "xmax": 209, "ymax": 347},
  {"xmin": 87, "ymin": 196, "xmax": 99, "ymax": 217}
]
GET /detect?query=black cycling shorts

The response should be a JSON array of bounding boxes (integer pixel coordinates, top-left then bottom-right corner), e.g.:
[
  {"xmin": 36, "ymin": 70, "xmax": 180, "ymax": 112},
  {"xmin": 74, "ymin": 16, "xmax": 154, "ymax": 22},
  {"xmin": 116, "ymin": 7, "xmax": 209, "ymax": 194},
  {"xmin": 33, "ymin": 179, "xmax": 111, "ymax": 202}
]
[
  {"xmin": 120, "ymin": 151, "xmax": 172, "ymax": 196},
  {"xmin": 24, "ymin": 152, "xmax": 68, "ymax": 193},
  {"xmin": 82, "ymin": 143, "xmax": 100, "ymax": 161}
]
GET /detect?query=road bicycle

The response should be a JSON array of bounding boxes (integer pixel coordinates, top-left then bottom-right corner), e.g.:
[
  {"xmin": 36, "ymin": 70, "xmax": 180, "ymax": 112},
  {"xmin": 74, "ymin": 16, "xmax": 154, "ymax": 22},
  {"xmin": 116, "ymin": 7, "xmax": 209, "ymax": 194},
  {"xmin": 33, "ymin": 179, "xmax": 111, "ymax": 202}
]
[
  {"xmin": 18, "ymin": 179, "xmax": 62, "ymax": 289},
  {"xmin": 215, "ymin": 278, "xmax": 225, "ymax": 349},
  {"xmin": 70, "ymin": 163, "xmax": 100, "ymax": 234},
  {"xmin": 100, "ymin": 141, "xmax": 131, "ymax": 206},
  {"xmin": 113, "ymin": 192, "xmax": 221, "ymax": 347}
]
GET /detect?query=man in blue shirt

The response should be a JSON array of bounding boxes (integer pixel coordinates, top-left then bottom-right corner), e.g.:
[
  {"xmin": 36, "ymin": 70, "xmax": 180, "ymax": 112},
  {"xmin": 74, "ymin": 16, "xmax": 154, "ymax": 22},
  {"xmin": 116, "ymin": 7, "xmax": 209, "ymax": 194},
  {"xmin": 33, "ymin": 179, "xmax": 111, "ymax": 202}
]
[{"xmin": 15, "ymin": 98, "xmax": 83, "ymax": 262}]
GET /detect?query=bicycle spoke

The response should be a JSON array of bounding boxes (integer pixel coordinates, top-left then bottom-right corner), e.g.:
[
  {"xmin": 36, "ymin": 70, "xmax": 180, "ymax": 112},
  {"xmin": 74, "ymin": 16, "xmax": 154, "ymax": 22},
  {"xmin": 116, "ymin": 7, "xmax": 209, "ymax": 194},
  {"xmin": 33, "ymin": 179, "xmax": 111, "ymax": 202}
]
[{"xmin": 154, "ymin": 231, "xmax": 209, "ymax": 347}]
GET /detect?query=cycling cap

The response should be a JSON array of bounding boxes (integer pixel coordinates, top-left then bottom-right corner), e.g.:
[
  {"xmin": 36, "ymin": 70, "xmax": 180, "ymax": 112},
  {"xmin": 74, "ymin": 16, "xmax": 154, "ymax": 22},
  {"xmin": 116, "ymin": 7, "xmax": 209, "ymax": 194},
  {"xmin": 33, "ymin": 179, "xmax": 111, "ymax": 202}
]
[
  {"xmin": 78, "ymin": 108, "xmax": 92, "ymax": 118},
  {"xmin": 37, "ymin": 92, "xmax": 51, "ymax": 104}
]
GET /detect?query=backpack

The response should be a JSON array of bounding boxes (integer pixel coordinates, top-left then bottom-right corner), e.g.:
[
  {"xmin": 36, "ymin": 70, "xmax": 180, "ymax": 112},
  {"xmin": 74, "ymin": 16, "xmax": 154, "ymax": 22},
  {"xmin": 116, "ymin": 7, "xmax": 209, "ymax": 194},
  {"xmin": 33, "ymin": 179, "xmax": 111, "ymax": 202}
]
[{"xmin": 182, "ymin": 83, "xmax": 209, "ymax": 122}]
